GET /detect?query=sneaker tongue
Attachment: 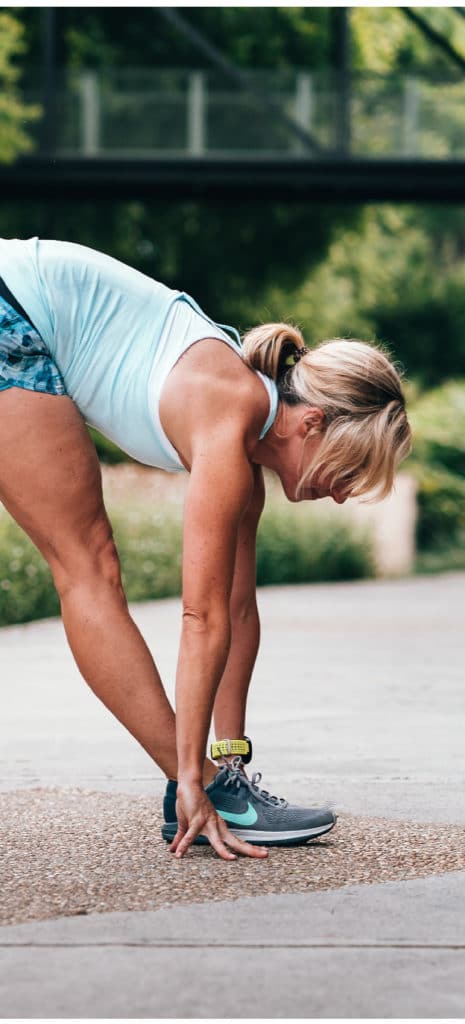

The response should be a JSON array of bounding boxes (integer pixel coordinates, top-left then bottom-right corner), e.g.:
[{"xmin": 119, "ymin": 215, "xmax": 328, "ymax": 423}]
[
  {"xmin": 205, "ymin": 764, "xmax": 232, "ymax": 792},
  {"xmin": 208, "ymin": 755, "xmax": 244, "ymax": 784},
  {"xmin": 207, "ymin": 761, "xmax": 289, "ymax": 809}
]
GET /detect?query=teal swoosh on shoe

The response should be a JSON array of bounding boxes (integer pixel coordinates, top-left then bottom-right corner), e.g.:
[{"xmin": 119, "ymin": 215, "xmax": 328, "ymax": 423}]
[{"xmin": 218, "ymin": 802, "xmax": 258, "ymax": 826}]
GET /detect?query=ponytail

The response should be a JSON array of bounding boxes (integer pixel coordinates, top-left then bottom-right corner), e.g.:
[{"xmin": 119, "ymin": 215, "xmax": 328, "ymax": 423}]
[{"xmin": 241, "ymin": 322, "xmax": 306, "ymax": 382}]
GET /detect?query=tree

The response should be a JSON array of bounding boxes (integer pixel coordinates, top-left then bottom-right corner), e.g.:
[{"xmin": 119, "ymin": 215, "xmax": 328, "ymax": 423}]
[
  {"xmin": 0, "ymin": 11, "xmax": 40, "ymax": 163},
  {"xmin": 17, "ymin": 7, "xmax": 331, "ymax": 74},
  {"xmin": 351, "ymin": 7, "xmax": 465, "ymax": 77},
  {"xmin": 262, "ymin": 202, "xmax": 465, "ymax": 386}
]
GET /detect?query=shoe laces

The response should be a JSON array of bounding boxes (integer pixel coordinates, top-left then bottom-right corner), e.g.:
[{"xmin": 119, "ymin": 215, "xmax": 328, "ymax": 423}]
[{"xmin": 222, "ymin": 755, "xmax": 288, "ymax": 808}]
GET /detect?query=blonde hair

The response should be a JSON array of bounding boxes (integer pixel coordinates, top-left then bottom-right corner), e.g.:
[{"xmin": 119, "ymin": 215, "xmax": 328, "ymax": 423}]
[{"xmin": 241, "ymin": 322, "xmax": 412, "ymax": 501}]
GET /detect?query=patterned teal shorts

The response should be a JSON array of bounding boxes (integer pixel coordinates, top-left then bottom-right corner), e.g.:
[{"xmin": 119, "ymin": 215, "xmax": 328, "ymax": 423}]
[{"xmin": 0, "ymin": 293, "xmax": 66, "ymax": 396}]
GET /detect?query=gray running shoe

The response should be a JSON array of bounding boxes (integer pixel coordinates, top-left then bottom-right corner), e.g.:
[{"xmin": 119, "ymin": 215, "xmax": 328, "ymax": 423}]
[{"xmin": 162, "ymin": 756, "xmax": 336, "ymax": 847}]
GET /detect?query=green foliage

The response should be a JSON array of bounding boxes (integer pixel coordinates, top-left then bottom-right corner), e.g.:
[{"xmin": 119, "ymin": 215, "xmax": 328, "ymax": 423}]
[
  {"xmin": 264, "ymin": 205, "xmax": 425, "ymax": 348},
  {"xmin": 132, "ymin": 201, "xmax": 356, "ymax": 330},
  {"xmin": 374, "ymin": 274, "xmax": 465, "ymax": 386},
  {"xmin": 20, "ymin": 6, "xmax": 465, "ymax": 78},
  {"xmin": 262, "ymin": 204, "xmax": 465, "ymax": 385},
  {"xmin": 0, "ymin": 516, "xmax": 60, "ymax": 626},
  {"xmin": 0, "ymin": 11, "xmax": 40, "ymax": 163},
  {"xmin": 112, "ymin": 508, "xmax": 183, "ymax": 602},
  {"xmin": 410, "ymin": 461, "xmax": 465, "ymax": 550},
  {"xmin": 409, "ymin": 380, "xmax": 465, "ymax": 475},
  {"xmin": 88, "ymin": 427, "xmax": 130, "ymax": 464},
  {"xmin": 416, "ymin": 536, "xmax": 465, "ymax": 575},
  {"xmin": 0, "ymin": 500, "xmax": 374, "ymax": 628},
  {"xmin": 19, "ymin": 8, "xmax": 331, "ymax": 73},
  {"xmin": 257, "ymin": 507, "xmax": 374, "ymax": 586},
  {"xmin": 408, "ymin": 379, "xmax": 465, "ymax": 551},
  {"xmin": 351, "ymin": 7, "xmax": 465, "ymax": 77}
]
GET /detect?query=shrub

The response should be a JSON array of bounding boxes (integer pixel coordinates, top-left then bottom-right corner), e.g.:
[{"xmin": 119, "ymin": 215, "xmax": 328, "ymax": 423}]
[
  {"xmin": 409, "ymin": 462, "xmax": 465, "ymax": 550},
  {"xmin": 409, "ymin": 380, "xmax": 465, "ymax": 476},
  {"xmin": 257, "ymin": 506, "xmax": 374, "ymax": 585},
  {"xmin": 416, "ymin": 536, "xmax": 465, "ymax": 575},
  {"xmin": 408, "ymin": 379, "xmax": 465, "ymax": 551},
  {"xmin": 0, "ymin": 517, "xmax": 59, "ymax": 626}
]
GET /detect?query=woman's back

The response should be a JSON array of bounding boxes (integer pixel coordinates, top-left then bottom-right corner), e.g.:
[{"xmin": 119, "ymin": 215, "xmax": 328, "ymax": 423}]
[{"xmin": 0, "ymin": 239, "xmax": 250, "ymax": 468}]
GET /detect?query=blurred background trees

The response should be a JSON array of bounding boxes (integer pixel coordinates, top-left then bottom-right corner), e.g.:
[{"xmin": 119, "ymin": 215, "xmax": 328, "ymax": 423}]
[
  {"xmin": 3, "ymin": 5, "xmax": 465, "ymax": 383},
  {"xmin": 0, "ymin": 10, "xmax": 40, "ymax": 162}
]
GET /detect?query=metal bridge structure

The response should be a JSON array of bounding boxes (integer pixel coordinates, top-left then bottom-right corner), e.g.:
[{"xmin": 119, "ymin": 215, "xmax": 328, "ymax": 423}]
[{"xmin": 4, "ymin": 6, "xmax": 465, "ymax": 202}]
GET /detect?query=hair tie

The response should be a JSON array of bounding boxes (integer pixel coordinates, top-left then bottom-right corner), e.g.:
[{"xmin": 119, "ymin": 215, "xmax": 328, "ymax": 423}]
[{"xmin": 284, "ymin": 346, "xmax": 308, "ymax": 367}]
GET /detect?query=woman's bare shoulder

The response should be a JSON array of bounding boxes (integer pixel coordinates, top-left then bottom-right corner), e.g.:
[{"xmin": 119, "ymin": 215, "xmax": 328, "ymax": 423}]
[{"xmin": 159, "ymin": 338, "xmax": 270, "ymax": 469}]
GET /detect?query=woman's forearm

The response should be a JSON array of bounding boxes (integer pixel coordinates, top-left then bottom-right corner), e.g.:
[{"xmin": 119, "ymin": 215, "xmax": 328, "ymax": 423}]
[{"xmin": 175, "ymin": 612, "xmax": 232, "ymax": 782}]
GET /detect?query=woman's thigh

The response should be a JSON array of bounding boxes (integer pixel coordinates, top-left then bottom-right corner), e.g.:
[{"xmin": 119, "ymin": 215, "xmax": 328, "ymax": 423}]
[{"xmin": 0, "ymin": 388, "xmax": 113, "ymax": 578}]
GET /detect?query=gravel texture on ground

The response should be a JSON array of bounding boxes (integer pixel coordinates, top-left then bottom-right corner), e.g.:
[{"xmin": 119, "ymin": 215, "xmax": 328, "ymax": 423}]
[{"xmin": 1, "ymin": 788, "xmax": 464, "ymax": 927}]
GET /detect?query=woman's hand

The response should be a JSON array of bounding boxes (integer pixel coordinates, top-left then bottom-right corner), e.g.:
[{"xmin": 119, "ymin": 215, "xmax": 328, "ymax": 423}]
[{"xmin": 170, "ymin": 780, "xmax": 268, "ymax": 861}]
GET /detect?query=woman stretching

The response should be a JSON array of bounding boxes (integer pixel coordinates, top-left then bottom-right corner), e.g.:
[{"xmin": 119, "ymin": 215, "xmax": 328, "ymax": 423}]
[{"xmin": 0, "ymin": 238, "xmax": 411, "ymax": 861}]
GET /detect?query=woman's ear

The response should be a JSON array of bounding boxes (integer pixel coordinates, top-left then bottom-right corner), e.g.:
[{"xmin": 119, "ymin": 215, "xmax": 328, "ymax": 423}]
[{"xmin": 300, "ymin": 406, "xmax": 325, "ymax": 437}]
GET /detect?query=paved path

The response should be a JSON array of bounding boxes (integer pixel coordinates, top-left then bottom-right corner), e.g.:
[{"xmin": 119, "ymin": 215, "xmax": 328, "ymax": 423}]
[{"xmin": 1, "ymin": 573, "xmax": 465, "ymax": 1017}]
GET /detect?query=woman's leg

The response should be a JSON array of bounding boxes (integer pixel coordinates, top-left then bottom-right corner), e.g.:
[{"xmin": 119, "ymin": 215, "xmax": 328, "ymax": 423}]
[
  {"xmin": 0, "ymin": 389, "xmax": 217, "ymax": 785},
  {"xmin": 213, "ymin": 606, "xmax": 259, "ymax": 740}
]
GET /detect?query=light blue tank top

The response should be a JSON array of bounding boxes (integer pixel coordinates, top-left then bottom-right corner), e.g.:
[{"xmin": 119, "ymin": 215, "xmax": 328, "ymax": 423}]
[{"xmin": 0, "ymin": 238, "xmax": 279, "ymax": 470}]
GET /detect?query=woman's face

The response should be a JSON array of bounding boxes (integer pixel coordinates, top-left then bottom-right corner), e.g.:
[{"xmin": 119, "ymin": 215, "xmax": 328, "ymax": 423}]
[
  {"xmin": 297, "ymin": 473, "xmax": 350, "ymax": 504},
  {"xmin": 283, "ymin": 457, "xmax": 351, "ymax": 505},
  {"xmin": 270, "ymin": 407, "xmax": 351, "ymax": 505}
]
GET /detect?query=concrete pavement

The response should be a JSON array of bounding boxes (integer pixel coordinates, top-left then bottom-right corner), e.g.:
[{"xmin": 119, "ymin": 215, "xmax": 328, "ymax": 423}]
[
  {"xmin": 1, "ymin": 573, "xmax": 465, "ymax": 1017},
  {"xmin": 2, "ymin": 874, "xmax": 465, "ymax": 1018}
]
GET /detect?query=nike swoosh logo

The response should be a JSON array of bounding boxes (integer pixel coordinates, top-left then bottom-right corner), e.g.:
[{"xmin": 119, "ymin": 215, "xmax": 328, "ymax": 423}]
[{"xmin": 218, "ymin": 803, "xmax": 258, "ymax": 826}]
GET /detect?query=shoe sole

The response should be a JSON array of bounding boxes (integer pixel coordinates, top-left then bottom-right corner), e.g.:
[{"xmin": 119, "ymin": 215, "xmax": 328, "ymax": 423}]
[{"xmin": 161, "ymin": 816, "xmax": 336, "ymax": 848}]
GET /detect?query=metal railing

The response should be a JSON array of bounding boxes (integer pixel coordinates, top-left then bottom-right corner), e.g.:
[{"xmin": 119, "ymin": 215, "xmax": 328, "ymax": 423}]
[{"xmin": 24, "ymin": 69, "xmax": 465, "ymax": 160}]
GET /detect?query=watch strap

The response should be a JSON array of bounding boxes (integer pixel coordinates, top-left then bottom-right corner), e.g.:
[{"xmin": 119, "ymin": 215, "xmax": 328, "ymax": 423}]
[{"xmin": 210, "ymin": 736, "xmax": 253, "ymax": 764}]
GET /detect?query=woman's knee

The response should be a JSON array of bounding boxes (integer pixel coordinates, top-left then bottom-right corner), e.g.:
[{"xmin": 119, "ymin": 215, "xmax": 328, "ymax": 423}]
[{"xmin": 49, "ymin": 517, "xmax": 125, "ymax": 601}]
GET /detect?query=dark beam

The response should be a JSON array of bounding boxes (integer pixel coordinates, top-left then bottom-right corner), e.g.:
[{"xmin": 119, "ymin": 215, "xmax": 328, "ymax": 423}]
[{"xmin": 1, "ymin": 156, "xmax": 465, "ymax": 202}]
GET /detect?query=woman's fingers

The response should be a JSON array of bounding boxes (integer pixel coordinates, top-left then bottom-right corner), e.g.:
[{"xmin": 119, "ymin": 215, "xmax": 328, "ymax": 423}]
[
  {"xmin": 218, "ymin": 826, "xmax": 268, "ymax": 859},
  {"xmin": 170, "ymin": 816, "xmax": 268, "ymax": 861},
  {"xmin": 173, "ymin": 821, "xmax": 237, "ymax": 861},
  {"xmin": 169, "ymin": 828, "xmax": 184, "ymax": 854}
]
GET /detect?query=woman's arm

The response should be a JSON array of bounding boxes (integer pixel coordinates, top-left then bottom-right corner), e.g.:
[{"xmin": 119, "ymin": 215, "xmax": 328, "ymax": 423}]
[
  {"xmin": 176, "ymin": 435, "xmax": 254, "ymax": 780},
  {"xmin": 158, "ymin": 343, "xmax": 270, "ymax": 858},
  {"xmin": 213, "ymin": 464, "xmax": 265, "ymax": 741},
  {"xmin": 172, "ymin": 430, "xmax": 266, "ymax": 859}
]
